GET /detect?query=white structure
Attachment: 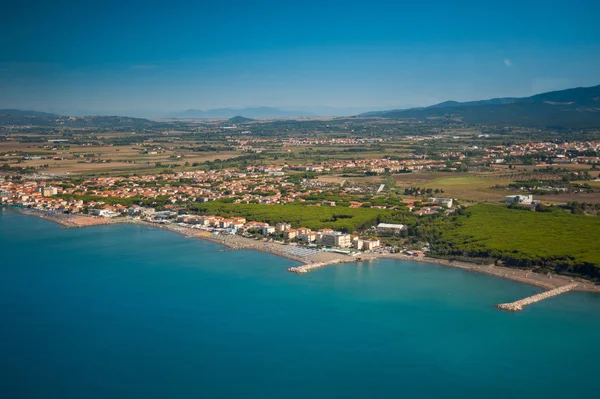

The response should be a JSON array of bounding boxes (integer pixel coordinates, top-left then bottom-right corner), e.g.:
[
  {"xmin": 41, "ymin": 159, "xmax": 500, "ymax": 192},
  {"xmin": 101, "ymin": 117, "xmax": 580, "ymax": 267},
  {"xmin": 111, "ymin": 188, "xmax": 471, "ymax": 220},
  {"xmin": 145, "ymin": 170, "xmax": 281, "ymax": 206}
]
[
  {"xmin": 376, "ymin": 223, "xmax": 406, "ymax": 233},
  {"xmin": 428, "ymin": 197, "xmax": 453, "ymax": 208},
  {"xmin": 352, "ymin": 237, "xmax": 380, "ymax": 251},
  {"xmin": 276, "ymin": 222, "xmax": 292, "ymax": 232},
  {"xmin": 37, "ymin": 186, "xmax": 58, "ymax": 197},
  {"xmin": 90, "ymin": 209, "xmax": 118, "ymax": 218},
  {"xmin": 504, "ymin": 195, "xmax": 533, "ymax": 205},
  {"xmin": 320, "ymin": 232, "xmax": 352, "ymax": 248},
  {"xmin": 261, "ymin": 226, "xmax": 276, "ymax": 235},
  {"xmin": 362, "ymin": 239, "xmax": 380, "ymax": 251}
]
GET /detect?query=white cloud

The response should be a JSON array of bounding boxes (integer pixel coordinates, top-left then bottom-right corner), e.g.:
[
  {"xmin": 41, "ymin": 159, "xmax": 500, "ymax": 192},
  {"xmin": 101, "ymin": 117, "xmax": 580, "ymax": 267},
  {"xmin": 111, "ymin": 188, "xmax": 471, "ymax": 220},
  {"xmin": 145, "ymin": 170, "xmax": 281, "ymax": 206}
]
[{"xmin": 504, "ymin": 59, "xmax": 512, "ymax": 67}]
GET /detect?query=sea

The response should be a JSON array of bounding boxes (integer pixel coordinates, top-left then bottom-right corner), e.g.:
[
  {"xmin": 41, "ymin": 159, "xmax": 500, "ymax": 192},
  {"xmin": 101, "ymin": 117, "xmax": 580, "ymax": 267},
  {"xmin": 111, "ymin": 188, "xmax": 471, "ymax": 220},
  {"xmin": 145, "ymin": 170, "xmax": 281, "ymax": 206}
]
[{"xmin": 1, "ymin": 209, "xmax": 599, "ymax": 399}]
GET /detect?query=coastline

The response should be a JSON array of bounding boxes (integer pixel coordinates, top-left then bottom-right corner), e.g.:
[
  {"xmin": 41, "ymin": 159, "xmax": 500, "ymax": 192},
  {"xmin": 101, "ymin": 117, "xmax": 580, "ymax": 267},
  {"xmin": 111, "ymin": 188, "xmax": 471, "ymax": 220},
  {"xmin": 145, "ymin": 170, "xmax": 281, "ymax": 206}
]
[
  {"xmin": 9, "ymin": 208, "xmax": 598, "ymax": 293},
  {"xmin": 375, "ymin": 253, "xmax": 597, "ymax": 292}
]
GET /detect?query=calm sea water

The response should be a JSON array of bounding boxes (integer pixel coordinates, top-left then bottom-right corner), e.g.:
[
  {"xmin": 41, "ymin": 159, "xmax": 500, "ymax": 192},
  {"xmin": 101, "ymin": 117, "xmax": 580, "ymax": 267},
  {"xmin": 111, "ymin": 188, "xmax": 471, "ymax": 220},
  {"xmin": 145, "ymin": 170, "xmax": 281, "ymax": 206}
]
[{"xmin": 1, "ymin": 209, "xmax": 599, "ymax": 399}]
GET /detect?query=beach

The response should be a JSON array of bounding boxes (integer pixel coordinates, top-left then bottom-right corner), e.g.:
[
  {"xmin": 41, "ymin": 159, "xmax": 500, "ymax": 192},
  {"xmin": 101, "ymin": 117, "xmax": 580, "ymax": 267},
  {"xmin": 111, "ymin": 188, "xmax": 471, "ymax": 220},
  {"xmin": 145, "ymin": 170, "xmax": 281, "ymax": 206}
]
[{"xmin": 13, "ymin": 208, "xmax": 599, "ymax": 293}]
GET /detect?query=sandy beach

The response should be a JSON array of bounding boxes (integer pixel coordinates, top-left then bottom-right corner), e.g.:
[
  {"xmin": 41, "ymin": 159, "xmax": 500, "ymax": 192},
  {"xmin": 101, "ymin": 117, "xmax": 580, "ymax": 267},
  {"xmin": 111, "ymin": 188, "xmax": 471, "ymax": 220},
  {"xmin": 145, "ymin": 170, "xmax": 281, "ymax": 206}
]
[{"xmin": 12, "ymin": 208, "xmax": 599, "ymax": 293}]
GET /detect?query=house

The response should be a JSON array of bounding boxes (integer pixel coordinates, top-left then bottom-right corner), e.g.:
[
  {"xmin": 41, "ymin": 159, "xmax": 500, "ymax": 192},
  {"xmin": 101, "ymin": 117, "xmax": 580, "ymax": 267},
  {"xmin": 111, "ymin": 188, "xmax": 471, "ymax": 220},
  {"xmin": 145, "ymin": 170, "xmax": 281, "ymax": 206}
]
[
  {"xmin": 352, "ymin": 237, "xmax": 363, "ymax": 250},
  {"xmin": 261, "ymin": 226, "xmax": 276, "ymax": 235},
  {"xmin": 320, "ymin": 231, "xmax": 351, "ymax": 248},
  {"xmin": 89, "ymin": 209, "xmax": 118, "ymax": 218},
  {"xmin": 296, "ymin": 227, "xmax": 311, "ymax": 236},
  {"xmin": 353, "ymin": 237, "xmax": 380, "ymax": 250},
  {"xmin": 413, "ymin": 206, "xmax": 442, "ymax": 216},
  {"xmin": 284, "ymin": 229, "xmax": 298, "ymax": 239},
  {"xmin": 361, "ymin": 239, "xmax": 380, "ymax": 251},
  {"xmin": 150, "ymin": 210, "xmax": 177, "ymax": 220},
  {"xmin": 219, "ymin": 219, "xmax": 233, "ymax": 228},
  {"xmin": 301, "ymin": 232, "xmax": 317, "ymax": 243},
  {"xmin": 232, "ymin": 220, "xmax": 246, "ymax": 229},
  {"xmin": 36, "ymin": 186, "xmax": 58, "ymax": 197},
  {"xmin": 428, "ymin": 197, "xmax": 453, "ymax": 208},
  {"xmin": 127, "ymin": 205, "xmax": 144, "ymax": 216},
  {"xmin": 276, "ymin": 222, "xmax": 292, "ymax": 232}
]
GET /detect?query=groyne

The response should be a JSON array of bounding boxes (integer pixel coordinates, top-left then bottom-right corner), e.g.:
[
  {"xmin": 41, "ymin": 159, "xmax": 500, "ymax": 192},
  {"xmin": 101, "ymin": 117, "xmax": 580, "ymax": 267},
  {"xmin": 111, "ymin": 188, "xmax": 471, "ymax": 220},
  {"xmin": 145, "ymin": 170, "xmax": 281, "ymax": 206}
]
[
  {"xmin": 496, "ymin": 283, "xmax": 578, "ymax": 312},
  {"xmin": 288, "ymin": 260, "xmax": 342, "ymax": 274}
]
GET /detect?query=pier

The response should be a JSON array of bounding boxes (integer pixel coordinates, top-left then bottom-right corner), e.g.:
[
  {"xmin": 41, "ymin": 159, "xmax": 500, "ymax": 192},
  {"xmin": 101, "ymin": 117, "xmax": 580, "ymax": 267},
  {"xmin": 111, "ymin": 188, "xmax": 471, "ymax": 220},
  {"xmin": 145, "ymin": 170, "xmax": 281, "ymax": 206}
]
[
  {"xmin": 496, "ymin": 283, "xmax": 578, "ymax": 312},
  {"xmin": 288, "ymin": 260, "xmax": 341, "ymax": 274}
]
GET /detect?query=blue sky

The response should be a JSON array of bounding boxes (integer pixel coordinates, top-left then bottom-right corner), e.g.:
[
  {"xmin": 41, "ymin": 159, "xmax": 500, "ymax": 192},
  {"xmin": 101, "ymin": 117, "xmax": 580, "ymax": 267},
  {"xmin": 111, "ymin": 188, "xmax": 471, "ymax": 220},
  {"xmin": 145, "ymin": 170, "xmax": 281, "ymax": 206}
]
[{"xmin": 1, "ymin": 0, "xmax": 600, "ymax": 116}]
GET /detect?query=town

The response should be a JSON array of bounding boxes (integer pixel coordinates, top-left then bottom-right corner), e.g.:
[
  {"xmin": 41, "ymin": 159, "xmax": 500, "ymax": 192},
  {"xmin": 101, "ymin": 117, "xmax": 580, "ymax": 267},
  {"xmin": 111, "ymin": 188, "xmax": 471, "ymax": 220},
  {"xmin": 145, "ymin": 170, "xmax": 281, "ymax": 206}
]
[{"xmin": 2, "ymin": 115, "xmax": 600, "ymax": 282}]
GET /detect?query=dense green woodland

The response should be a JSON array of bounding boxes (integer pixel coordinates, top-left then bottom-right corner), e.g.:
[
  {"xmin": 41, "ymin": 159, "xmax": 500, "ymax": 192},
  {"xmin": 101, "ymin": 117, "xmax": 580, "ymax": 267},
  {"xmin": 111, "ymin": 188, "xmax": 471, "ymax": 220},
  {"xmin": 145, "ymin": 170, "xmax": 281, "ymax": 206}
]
[{"xmin": 432, "ymin": 204, "xmax": 600, "ymax": 278}]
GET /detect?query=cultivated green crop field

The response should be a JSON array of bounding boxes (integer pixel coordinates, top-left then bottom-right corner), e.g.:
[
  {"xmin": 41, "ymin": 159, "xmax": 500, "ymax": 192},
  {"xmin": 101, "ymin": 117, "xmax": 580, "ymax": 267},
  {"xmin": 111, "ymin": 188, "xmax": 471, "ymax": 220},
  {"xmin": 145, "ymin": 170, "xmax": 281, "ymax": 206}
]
[{"xmin": 437, "ymin": 204, "xmax": 600, "ymax": 275}]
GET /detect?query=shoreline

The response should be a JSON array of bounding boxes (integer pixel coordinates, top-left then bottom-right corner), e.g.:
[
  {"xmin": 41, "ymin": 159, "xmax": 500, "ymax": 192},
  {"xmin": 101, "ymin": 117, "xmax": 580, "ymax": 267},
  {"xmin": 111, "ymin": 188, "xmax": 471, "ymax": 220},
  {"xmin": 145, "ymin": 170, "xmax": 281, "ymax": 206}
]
[
  {"xmin": 9, "ymin": 208, "xmax": 599, "ymax": 293},
  {"xmin": 371, "ymin": 253, "xmax": 598, "ymax": 293}
]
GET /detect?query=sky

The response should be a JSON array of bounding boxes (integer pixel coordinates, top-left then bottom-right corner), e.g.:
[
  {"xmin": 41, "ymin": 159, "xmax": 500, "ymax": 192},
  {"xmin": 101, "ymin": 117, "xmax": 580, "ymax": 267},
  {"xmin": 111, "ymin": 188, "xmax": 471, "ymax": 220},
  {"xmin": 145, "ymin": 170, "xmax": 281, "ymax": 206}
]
[{"xmin": 1, "ymin": 0, "xmax": 600, "ymax": 117}]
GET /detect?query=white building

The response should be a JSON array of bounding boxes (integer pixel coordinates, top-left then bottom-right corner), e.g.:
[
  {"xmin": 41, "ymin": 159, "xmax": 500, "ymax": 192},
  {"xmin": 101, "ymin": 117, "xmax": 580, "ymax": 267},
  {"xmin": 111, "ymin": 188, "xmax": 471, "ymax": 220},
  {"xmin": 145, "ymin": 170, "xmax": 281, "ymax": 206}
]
[
  {"xmin": 352, "ymin": 237, "xmax": 380, "ymax": 251},
  {"xmin": 504, "ymin": 195, "xmax": 533, "ymax": 205},
  {"xmin": 320, "ymin": 232, "xmax": 351, "ymax": 248},
  {"xmin": 276, "ymin": 222, "xmax": 292, "ymax": 232},
  {"xmin": 362, "ymin": 239, "xmax": 380, "ymax": 251},
  {"xmin": 376, "ymin": 223, "xmax": 406, "ymax": 234},
  {"xmin": 37, "ymin": 186, "xmax": 58, "ymax": 197},
  {"xmin": 261, "ymin": 226, "xmax": 276, "ymax": 235},
  {"xmin": 90, "ymin": 209, "xmax": 118, "ymax": 218},
  {"xmin": 428, "ymin": 197, "xmax": 453, "ymax": 208}
]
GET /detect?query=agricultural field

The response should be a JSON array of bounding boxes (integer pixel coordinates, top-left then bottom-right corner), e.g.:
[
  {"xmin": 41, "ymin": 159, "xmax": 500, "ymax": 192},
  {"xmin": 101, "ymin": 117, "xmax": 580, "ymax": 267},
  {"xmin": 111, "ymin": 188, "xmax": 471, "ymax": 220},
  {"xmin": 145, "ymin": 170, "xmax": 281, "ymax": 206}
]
[
  {"xmin": 394, "ymin": 171, "xmax": 600, "ymax": 204},
  {"xmin": 391, "ymin": 172, "xmax": 511, "ymax": 203},
  {"xmin": 434, "ymin": 204, "xmax": 600, "ymax": 277},
  {"xmin": 421, "ymin": 175, "xmax": 512, "ymax": 203},
  {"xmin": 1, "ymin": 141, "xmax": 239, "ymax": 176}
]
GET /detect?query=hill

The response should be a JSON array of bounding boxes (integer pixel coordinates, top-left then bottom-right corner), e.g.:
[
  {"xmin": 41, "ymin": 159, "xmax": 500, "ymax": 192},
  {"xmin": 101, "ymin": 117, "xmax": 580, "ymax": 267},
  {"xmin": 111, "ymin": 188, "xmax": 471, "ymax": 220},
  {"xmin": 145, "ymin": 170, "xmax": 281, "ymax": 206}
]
[
  {"xmin": 0, "ymin": 111, "xmax": 160, "ymax": 129},
  {"xmin": 227, "ymin": 116, "xmax": 255, "ymax": 123},
  {"xmin": 369, "ymin": 85, "xmax": 600, "ymax": 128}
]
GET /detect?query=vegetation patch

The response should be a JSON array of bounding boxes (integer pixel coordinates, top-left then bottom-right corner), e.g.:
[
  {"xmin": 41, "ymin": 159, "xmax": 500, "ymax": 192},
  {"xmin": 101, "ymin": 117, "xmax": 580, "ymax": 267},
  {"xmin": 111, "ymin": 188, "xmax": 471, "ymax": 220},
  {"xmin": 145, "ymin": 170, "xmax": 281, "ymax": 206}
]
[
  {"xmin": 188, "ymin": 202, "xmax": 398, "ymax": 232},
  {"xmin": 433, "ymin": 204, "xmax": 600, "ymax": 277}
]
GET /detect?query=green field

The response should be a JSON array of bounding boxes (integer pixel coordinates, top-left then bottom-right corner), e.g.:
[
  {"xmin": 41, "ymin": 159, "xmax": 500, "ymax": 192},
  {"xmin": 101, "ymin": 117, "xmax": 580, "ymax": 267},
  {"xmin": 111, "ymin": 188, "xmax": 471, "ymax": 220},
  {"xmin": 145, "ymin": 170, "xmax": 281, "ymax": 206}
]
[
  {"xmin": 189, "ymin": 202, "xmax": 398, "ymax": 233},
  {"xmin": 434, "ymin": 204, "xmax": 600, "ymax": 277},
  {"xmin": 422, "ymin": 175, "xmax": 512, "ymax": 202}
]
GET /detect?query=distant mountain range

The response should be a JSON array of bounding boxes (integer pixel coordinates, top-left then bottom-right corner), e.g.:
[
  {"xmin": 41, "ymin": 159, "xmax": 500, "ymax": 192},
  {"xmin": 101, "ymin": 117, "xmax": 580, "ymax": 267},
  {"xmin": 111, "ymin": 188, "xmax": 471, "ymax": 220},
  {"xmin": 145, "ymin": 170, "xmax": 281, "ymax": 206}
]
[
  {"xmin": 361, "ymin": 85, "xmax": 600, "ymax": 128},
  {"xmin": 169, "ymin": 107, "xmax": 316, "ymax": 119},
  {"xmin": 2, "ymin": 84, "xmax": 600, "ymax": 129},
  {"xmin": 0, "ymin": 109, "xmax": 59, "ymax": 118}
]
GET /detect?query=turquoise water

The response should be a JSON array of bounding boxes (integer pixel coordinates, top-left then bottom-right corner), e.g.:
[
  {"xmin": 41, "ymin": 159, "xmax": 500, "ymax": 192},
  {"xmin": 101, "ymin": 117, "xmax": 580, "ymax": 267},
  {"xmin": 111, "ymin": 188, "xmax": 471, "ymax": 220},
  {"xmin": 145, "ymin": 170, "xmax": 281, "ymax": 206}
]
[{"xmin": 1, "ymin": 209, "xmax": 599, "ymax": 399}]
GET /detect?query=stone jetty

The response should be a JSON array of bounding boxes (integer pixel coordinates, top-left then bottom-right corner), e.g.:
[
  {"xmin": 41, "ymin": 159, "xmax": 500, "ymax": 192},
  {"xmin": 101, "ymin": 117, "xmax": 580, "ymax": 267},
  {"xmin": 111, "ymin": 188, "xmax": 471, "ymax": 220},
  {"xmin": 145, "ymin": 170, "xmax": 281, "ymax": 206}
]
[
  {"xmin": 496, "ymin": 283, "xmax": 578, "ymax": 312},
  {"xmin": 288, "ymin": 260, "xmax": 342, "ymax": 274}
]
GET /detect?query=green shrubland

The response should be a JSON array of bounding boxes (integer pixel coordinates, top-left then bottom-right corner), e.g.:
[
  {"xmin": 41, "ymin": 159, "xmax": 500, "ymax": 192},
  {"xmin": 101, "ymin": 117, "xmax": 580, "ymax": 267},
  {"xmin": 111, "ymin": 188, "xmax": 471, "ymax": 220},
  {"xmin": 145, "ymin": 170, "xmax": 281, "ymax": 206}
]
[{"xmin": 432, "ymin": 204, "xmax": 600, "ymax": 277}]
